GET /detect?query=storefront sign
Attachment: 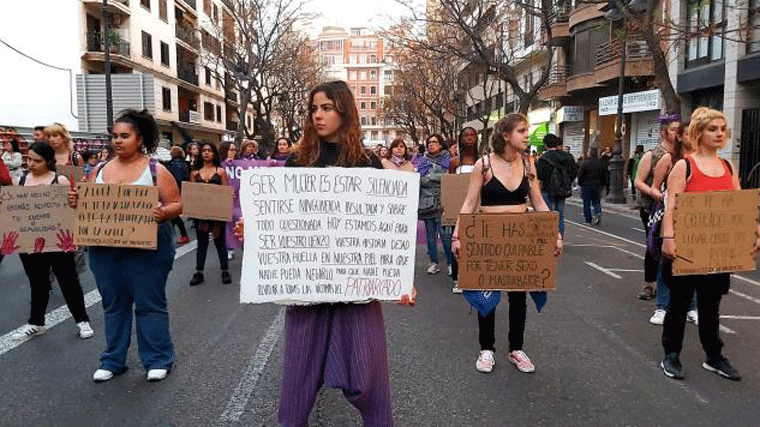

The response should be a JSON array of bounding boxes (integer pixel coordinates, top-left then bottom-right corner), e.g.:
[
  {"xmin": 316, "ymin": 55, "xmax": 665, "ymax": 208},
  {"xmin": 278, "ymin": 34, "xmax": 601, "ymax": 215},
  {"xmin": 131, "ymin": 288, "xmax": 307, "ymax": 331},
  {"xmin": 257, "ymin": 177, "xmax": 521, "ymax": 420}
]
[
  {"xmin": 556, "ymin": 106, "xmax": 584, "ymax": 123},
  {"xmin": 599, "ymin": 89, "xmax": 660, "ymax": 116}
]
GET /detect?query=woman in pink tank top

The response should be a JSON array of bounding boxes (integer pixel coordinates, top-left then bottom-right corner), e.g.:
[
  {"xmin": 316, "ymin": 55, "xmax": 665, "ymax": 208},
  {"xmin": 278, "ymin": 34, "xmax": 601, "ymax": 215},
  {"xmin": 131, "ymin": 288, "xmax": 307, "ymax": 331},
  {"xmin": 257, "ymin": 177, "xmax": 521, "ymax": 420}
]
[{"xmin": 658, "ymin": 107, "xmax": 760, "ymax": 381}]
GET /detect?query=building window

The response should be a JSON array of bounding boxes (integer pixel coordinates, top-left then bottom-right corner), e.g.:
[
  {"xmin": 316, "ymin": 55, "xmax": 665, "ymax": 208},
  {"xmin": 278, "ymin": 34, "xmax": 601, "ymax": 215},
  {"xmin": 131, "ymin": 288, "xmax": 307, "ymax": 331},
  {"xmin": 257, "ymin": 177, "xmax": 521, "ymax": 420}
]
[
  {"xmin": 204, "ymin": 0, "xmax": 211, "ymax": 15},
  {"xmin": 750, "ymin": 0, "xmax": 760, "ymax": 53},
  {"xmin": 360, "ymin": 116, "xmax": 367, "ymax": 125},
  {"xmin": 524, "ymin": 2, "xmax": 534, "ymax": 48},
  {"xmin": 360, "ymin": 101, "xmax": 366, "ymax": 110},
  {"xmin": 162, "ymin": 87, "xmax": 171, "ymax": 111},
  {"xmin": 159, "ymin": 0, "xmax": 167, "ymax": 21},
  {"xmin": 384, "ymin": 86, "xmax": 392, "ymax": 95},
  {"xmin": 371, "ymin": 116, "xmax": 377, "ymax": 126},
  {"xmin": 142, "ymin": 31, "xmax": 153, "ymax": 59},
  {"xmin": 160, "ymin": 42, "xmax": 170, "ymax": 67},
  {"xmin": 370, "ymin": 86, "xmax": 377, "ymax": 95},
  {"xmin": 216, "ymin": 105, "xmax": 222, "ymax": 122},
  {"xmin": 204, "ymin": 102, "xmax": 214, "ymax": 120},
  {"xmin": 205, "ymin": 66, "xmax": 212, "ymax": 85},
  {"xmin": 370, "ymin": 101, "xmax": 376, "ymax": 110},
  {"xmin": 686, "ymin": 0, "xmax": 726, "ymax": 68},
  {"xmin": 370, "ymin": 55, "xmax": 377, "ymax": 63},
  {"xmin": 141, "ymin": 0, "xmax": 150, "ymax": 10},
  {"xmin": 371, "ymin": 131, "xmax": 378, "ymax": 139},
  {"xmin": 370, "ymin": 70, "xmax": 377, "ymax": 79},
  {"xmin": 361, "ymin": 86, "xmax": 366, "ymax": 94}
]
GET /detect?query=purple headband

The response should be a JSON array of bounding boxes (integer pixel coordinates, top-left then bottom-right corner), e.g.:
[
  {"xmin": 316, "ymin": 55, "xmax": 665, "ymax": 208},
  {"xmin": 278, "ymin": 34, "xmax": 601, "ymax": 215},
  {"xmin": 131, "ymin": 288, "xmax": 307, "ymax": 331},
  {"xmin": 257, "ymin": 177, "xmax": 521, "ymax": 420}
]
[{"xmin": 658, "ymin": 113, "xmax": 681, "ymax": 124}]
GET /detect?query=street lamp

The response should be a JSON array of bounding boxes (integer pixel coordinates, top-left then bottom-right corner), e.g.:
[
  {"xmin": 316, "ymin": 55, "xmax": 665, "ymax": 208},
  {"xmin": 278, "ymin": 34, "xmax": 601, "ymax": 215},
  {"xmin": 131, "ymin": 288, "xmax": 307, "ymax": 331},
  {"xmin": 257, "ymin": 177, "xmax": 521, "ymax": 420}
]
[{"xmin": 602, "ymin": 0, "xmax": 627, "ymax": 204}]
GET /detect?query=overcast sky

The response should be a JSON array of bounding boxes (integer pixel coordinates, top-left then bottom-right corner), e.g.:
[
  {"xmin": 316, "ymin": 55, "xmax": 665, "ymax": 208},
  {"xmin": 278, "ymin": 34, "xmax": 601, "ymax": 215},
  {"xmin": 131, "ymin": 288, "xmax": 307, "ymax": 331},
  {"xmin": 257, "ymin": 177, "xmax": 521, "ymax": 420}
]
[{"xmin": 301, "ymin": 0, "xmax": 421, "ymax": 36}]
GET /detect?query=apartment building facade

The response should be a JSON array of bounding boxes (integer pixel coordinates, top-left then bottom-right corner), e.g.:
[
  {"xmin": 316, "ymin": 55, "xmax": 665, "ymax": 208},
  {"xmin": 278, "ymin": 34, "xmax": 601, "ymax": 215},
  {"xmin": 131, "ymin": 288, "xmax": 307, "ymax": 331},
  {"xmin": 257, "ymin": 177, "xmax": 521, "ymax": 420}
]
[
  {"xmin": 313, "ymin": 26, "xmax": 404, "ymax": 147},
  {"xmin": 78, "ymin": 0, "xmax": 253, "ymax": 146}
]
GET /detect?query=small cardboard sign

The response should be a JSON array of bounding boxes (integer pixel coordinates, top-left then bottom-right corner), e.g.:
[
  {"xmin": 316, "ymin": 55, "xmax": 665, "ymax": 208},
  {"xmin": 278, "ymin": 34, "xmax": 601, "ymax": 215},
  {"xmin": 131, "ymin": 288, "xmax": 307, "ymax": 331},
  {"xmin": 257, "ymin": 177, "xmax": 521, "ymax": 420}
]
[
  {"xmin": 75, "ymin": 183, "xmax": 158, "ymax": 249},
  {"xmin": 441, "ymin": 174, "xmax": 474, "ymax": 226},
  {"xmin": 181, "ymin": 181, "xmax": 234, "ymax": 222},
  {"xmin": 56, "ymin": 165, "xmax": 86, "ymax": 183},
  {"xmin": 673, "ymin": 189, "xmax": 758, "ymax": 276},
  {"xmin": 239, "ymin": 167, "xmax": 419, "ymax": 304},
  {"xmin": 458, "ymin": 212, "xmax": 558, "ymax": 291},
  {"xmin": 0, "ymin": 185, "xmax": 76, "ymax": 254}
]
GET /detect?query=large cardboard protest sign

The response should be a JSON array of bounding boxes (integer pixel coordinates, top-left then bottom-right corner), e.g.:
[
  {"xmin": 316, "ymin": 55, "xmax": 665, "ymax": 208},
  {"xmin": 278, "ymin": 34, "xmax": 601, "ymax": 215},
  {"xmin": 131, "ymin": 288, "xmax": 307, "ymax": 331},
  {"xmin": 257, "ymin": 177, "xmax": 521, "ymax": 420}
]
[
  {"xmin": 441, "ymin": 174, "xmax": 473, "ymax": 226},
  {"xmin": 673, "ymin": 189, "xmax": 758, "ymax": 276},
  {"xmin": 181, "ymin": 181, "xmax": 234, "ymax": 222},
  {"xmin": 223, "ymin": 158, "xmax": 285, "ymax": 249},
  {"xmin": 458, "ymin": 212, "xmax": 558, "ymax": 291},
  {"xmin": 0, "ymin": 185, "xmax": 76, "ymax": 254},
  {"xmin": 75, "ymin": 183, "xmax": 158, "ymax": 249},
  {"xmin": 240, "ymin": 168, "xmax": 419, "ymax": 304},
  {"xmin": 56, "ymin": 165, "xmax": 86, "ymax": 183}
]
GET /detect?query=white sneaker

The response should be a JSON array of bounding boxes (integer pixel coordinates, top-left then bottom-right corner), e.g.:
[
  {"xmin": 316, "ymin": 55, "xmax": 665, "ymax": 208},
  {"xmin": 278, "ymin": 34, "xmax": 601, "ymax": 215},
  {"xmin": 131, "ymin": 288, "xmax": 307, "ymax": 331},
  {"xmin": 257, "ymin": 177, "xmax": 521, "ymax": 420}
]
[
  {"xmin": 649, "ymin": 309, "xmax": 666, "ymax": 325},
  {"xmin": 476, "ymin": 350, "xmax": 495, "ymax": 373},
  {"xmin": 452, "ymin": 280, "xmax": 462, "ymax": 294},
  {"xmin": 687, "ymin": 310, "xmax": 699, "ymax": 325},
  {"xmin": 227, "ymin": 250, "xmax": 234, "ymax": 260},
  {"xmin": 509, "ymin": 350, "xmax": 536, "ymax": 373},
  {"xmin": 77, "ymin": 321, "xmax": 94, "ymax": 339},
  {"xmin": 147, "ymin": 369, "xmax": 169, "ymax": 381},
  {"xmin": 12, "ymin": 324, "xmax": 46, "ymax": 340},
  {"xmin": 426, "ymin": 263, "xmax": 440, "ymax": 274},
  {"xmin": 447, "ymin": 265, "xmax": 453, "ymax": 276},
  {"xmin": 93, "ymin": 369, "xmax": 114, "ymax": 382}
]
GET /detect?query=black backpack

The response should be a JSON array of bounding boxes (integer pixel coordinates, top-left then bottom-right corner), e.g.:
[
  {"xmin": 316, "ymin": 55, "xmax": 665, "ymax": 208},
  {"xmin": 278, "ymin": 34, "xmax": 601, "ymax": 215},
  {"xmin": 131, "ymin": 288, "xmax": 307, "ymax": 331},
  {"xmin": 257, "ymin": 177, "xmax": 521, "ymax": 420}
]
[{"xmin": 544, "ymin": 156, "xmax": 572, "ymax": 199}]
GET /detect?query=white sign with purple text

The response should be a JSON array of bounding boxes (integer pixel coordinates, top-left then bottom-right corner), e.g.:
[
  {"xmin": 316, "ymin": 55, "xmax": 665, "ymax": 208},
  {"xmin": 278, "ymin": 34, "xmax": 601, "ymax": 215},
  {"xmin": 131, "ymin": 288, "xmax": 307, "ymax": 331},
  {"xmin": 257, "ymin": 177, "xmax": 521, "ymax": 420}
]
[{"xmin": 239, "ymin": 167, "xmax": 419, "ymax": 304}]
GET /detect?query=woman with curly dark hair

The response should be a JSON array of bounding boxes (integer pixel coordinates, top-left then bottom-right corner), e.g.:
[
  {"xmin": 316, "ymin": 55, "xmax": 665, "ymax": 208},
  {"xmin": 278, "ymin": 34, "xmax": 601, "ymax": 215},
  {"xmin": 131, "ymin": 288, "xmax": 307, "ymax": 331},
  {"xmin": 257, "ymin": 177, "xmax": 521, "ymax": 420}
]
[{"xmin": 68, "ymin": 109, "xmax": 182, "ymax": 383}]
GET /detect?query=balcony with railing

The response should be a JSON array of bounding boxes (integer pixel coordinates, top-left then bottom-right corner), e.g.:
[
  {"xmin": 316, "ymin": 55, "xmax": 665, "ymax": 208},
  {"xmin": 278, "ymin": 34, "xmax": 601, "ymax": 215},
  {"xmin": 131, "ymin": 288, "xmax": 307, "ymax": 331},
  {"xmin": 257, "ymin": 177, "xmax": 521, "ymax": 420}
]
[
  {"xmin": 82, "ymin": 0, "xmax": 131, "ymax": 15},
  {"xmin": 176, "ymin": 0, "xmax": 196, "ymax": 12},
  {"xmin": 594, "ymin": 37, "xmax": 653, "ymax": 83},
  {"xmin": 547, "ymin": 3, "xmax": 571, "ymax": 39},
  {"xmin": 85, "ymin": 31, "xmax": 131, "ymax": 58},
  {"xmin": 538, "ymin": 65, "xmax": 570, "ymax": 100},
  {"xmin": 176, "ymin": 25, "xmax": 200, "ymax": 50},
  {"xmin": 179, "ymin": 109, "xmax": 201, "ymax": 124},
  {"xmin": 568, "ymin": 0, "xmax": 604, "ymax": 30}
]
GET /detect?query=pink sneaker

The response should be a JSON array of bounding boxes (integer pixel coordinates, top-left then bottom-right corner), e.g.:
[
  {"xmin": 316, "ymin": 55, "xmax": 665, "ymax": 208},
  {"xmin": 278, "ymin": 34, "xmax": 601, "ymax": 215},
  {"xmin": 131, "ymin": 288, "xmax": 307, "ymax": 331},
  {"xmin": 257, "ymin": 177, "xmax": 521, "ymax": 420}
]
[
  {"xmin": 476, "ymin": 350, "xmax": 495, "ymax": 373},
  {"xmin": 509, "ymin": 350, "xmax": 535, "ymax": 373}
]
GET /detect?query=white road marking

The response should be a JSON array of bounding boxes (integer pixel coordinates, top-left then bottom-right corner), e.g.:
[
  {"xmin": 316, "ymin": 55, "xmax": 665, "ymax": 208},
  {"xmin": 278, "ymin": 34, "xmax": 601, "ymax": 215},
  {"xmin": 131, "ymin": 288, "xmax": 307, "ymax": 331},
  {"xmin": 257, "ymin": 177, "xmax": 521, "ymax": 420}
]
[
  {"xmin": 733, "ymin": 274, "xmax": 760, "ymax": 288},
  {"xmin": 719, "ymin": 325, "xmax": 737, "ymax": 334},
  {"xmin": 565, "ymin": 243, "xmax": 644, "ymax": 259},
  {"xmin": 607, "ymin": 268, "xmax": 645, "ymax": 273},
  {"xmin": 567, "ymin": 220, "xmax": 646, "ymax": 248},
  {"xmin": 631, "ymin": 227, "xmax": 645, "ymax": 233},
  {"xmin": 216, "ymin": 308, "xmax": 285, "ymax": 425},
  {"xmin": 720, "ymin": 315, "xmax": 760, "ymax": 320},
  {"xmin": 584, "ymin": 261, "xmax": 622, "ymax": 279},
  {"xmin": 728, "ymin": 289, "xmax": 760, "ymax": 305},
  {"xmin": 0, "ymin": 240, "xmax": 198, "ymax": 357}
]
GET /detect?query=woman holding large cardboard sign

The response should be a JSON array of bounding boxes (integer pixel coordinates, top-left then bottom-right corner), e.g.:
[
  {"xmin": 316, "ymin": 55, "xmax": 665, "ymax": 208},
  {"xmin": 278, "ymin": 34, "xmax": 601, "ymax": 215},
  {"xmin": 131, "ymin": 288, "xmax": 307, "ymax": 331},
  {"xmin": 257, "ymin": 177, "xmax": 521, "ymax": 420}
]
[
  {"xmin": 659, "ymin": 107, "xmax": 760, "ymax": 381},
  {"xmin": 68, "ymin": 109, "xmax": 182, "ymax": 383},
  {"xmin": 188, "ymin": 142, "xmax": 231, "ymax": 286},
  {"xmin": 235, "ymin": 81, "xmax": 406, "ymax": 426},
  {"xmin": 451, "ymin": 113, "xmax": 563, "ymax": 375},
  {"xmin": 12, "ymin": 142, "xmax": 93, "ymax": 341}
]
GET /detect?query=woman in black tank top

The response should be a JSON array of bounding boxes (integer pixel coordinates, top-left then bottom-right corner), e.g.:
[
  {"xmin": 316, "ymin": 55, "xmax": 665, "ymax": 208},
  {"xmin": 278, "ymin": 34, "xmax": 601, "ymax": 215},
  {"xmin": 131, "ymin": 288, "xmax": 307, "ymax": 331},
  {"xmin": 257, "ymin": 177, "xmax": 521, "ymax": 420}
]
[
  {"xmin": 451, "ymin": 113, "xmax": 562, "ymax": 375},
  {"xmin": 188, "ymin": 142, "xmax": 231, "ymax": 286}
]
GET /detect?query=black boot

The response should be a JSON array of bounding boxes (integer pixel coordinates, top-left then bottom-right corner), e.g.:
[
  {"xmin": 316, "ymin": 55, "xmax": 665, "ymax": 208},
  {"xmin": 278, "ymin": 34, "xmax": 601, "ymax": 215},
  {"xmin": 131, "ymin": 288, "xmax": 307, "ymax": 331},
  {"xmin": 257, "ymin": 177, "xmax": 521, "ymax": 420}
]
[
  {"xmin": 189, "ymin": 272, "xmax": 204, "ymax": 286},
  {"xmin": 221, "ymin": 271, "xmax": 232, "ymax": 284}
]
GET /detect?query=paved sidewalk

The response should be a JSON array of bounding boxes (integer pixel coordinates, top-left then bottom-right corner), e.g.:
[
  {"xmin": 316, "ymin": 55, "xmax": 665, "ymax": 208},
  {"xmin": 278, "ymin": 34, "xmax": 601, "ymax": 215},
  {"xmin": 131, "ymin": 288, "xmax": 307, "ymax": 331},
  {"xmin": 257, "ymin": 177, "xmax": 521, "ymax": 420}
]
[{"xmin": 566, "ymin": 191, "xmax": 641, "ymax": 219}]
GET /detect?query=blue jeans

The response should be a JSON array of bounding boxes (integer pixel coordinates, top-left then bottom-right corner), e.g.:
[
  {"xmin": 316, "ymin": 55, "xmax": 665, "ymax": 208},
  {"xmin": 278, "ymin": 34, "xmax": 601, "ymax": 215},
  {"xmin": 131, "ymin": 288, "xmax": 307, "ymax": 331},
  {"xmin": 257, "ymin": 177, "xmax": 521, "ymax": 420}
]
[
  {"xmin": 580, "ymin": 186, "xmax": 602, "ymax": 223},
  {"xmin": 424, "ymin": 217, "xmax": 453, "ymax": 266},
  {"xmin": 541, "ymin": 191, "xmax": 566, "ymax": 235},
  {"xmin": 656, "ymin": 262, "xmax": 696, "ymax": 311},
  {"xmin": 89, "ymin": 222, "xmax": 176, "ymax": 373}
]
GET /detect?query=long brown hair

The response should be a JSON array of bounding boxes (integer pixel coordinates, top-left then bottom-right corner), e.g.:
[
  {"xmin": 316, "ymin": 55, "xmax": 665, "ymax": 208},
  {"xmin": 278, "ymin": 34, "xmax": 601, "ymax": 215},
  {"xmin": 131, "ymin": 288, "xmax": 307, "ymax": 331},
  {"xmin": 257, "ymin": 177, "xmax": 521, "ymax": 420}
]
[
  {"xmin": 292, "ymin": 81, "xmax": 370, "ymax": 166},
  {"xmin": 490, "ymin": 113, "xmax": 528, "ymax": 154}
]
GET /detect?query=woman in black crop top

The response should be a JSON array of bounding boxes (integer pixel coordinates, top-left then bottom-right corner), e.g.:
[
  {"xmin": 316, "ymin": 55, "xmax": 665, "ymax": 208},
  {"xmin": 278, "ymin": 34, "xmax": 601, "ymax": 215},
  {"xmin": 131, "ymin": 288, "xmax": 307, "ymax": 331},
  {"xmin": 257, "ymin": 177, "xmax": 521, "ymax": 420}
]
[
  {"xmin": 451, "ymin": 113, "xmax": 562, "ymax": 375},
  {"xmin": 188, "ymin": 142, "xmax": 231, "ymax": 286}
]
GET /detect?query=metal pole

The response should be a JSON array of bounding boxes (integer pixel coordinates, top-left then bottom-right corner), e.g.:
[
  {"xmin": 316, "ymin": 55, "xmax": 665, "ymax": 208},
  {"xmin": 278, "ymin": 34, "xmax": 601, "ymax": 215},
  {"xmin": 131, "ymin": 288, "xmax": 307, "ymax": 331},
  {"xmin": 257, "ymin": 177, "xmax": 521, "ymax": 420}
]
[
  {"xmin": 607, "ymin": 37, "xmax": 627, "ymax": 203},
  {"xmin": 102, "ymin": 0, "xmax": 114, "ymax": 135}
]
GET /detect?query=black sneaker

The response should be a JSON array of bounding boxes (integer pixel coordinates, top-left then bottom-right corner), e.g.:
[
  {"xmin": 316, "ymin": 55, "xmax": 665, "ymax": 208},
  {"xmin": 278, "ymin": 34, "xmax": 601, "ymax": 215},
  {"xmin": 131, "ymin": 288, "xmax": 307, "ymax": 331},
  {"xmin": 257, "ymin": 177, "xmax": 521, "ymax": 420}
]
[
  {"xmin": 661, "ymin": 353, "xmax": 685, "ymax": 379},
  {"xmin": 703, "ymin": 355, "xmax": 741, "ymax": 381},
  {"xmin": 189, "ymin": 272, "xmax": 204, "ymax": 286},
  {"xmin": 221, "ymin": 271, "xmax": 232, "ymax": 284},
  {"xmin": 637, "ymin": 284, "xmax": 655, "ymax": 300}
]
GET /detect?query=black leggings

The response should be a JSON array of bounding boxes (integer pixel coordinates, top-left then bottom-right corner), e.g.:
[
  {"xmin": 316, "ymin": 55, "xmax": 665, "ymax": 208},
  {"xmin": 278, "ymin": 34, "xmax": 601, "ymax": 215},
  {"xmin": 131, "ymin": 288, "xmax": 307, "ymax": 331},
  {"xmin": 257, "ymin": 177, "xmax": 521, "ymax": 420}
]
[
  {"xmin": 639, "ymin": 208, "xmax": 658, "ymax": 283},
  {"xmin": 171, "ymin": 217, "xmax": 188, "ymax": 238},
  {"xmin": 478, "ymin": 292, "xmax": 527, "ymax": 352},
  {"xmin": 196, "ymin": 231, "xmax": 228, "ymax": 272},
  {"xmin": 19, "ymin": 252, "xmax": 89, "ymax": 326}
]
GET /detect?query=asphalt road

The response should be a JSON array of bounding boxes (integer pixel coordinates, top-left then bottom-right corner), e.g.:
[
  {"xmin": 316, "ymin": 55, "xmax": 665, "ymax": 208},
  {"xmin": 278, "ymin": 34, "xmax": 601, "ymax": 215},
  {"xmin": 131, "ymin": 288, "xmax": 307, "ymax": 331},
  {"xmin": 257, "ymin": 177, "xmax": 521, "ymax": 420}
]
[{"xmin": 1, "ymin": 205, "xmax": 760, "ymax": 427}]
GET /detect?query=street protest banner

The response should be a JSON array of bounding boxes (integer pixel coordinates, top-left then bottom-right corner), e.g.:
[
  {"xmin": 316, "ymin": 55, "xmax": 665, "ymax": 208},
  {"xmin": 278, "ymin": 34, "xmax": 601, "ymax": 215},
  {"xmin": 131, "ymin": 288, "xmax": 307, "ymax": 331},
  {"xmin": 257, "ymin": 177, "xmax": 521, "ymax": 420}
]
[
  {"xmin": 239, "ymin": 168, "xmax": 419, "ymax": 304},
  {"xmin": 458, "ymin": 212, "xmax": 558, "ymax": 291},
  {"xmin": 181, "ymin": 181, "xmax": 234, "ymax": 222},
  {"xmin": 441, "ymin": 174, "xmax": 473, "ymax": 226},
  {"xmin": 673, "ymin": 189, "xmax": 758, "ymax": 276},
  {"xmin": 56, "ymin": 165, "xmax": 86, "ymax": 183},
  {"xmin": 0, "ymin": 185, "xmax": 76, "ymax": 254},
  {"xmin": 223, "ymin": 158, "xmax": 284, "ymax": 249},
  {"xmin": 74, "ymin": 183, "xmax": 158, "ymax": 249}
]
